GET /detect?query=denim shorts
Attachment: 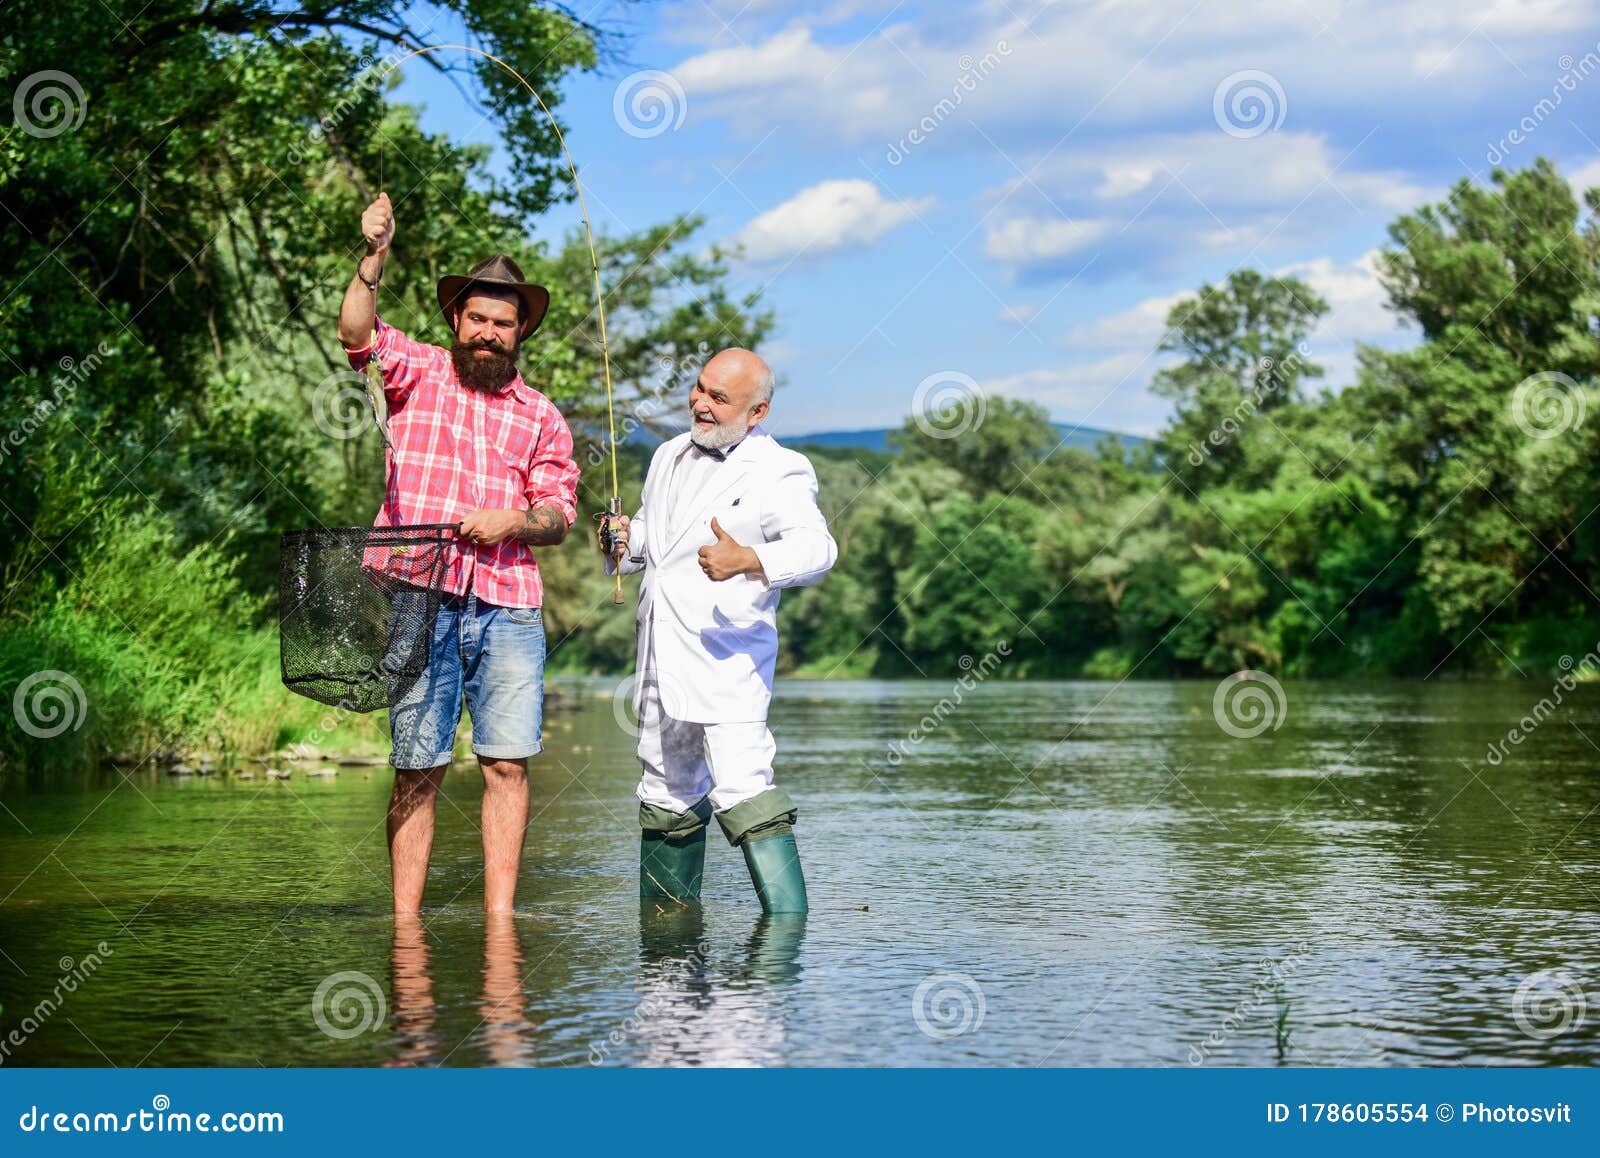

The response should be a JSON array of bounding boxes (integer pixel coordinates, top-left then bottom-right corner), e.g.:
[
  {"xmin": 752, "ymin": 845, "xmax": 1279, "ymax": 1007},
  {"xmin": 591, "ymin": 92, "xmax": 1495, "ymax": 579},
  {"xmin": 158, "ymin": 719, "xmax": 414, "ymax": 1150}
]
[{"xmin": 386, "ymin": 592, "xmax": 546, "ymax": 769}]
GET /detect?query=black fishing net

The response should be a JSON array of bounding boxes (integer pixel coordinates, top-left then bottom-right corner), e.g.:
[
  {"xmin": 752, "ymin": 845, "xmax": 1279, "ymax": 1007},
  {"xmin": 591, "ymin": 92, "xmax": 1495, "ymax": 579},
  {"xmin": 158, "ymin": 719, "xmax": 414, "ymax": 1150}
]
[{"xmin": 279, "ymin": 524, "xmax": 459, "ymax": 713}]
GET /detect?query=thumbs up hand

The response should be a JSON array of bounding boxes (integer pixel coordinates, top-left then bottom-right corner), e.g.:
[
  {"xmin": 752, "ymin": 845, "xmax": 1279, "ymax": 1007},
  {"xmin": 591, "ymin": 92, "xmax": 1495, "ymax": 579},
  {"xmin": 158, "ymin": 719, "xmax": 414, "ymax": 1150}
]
[{"xmin": 698, "ymin": 516, "xmax": 763, "ymax": 581}]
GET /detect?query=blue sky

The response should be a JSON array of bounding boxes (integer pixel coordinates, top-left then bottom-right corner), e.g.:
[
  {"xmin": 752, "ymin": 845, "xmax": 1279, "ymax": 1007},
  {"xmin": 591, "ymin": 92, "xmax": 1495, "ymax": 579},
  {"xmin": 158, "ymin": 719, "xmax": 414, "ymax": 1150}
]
[{"xmin": 391, "ymin": 1, "xmax": 1600, "ymax": 438}]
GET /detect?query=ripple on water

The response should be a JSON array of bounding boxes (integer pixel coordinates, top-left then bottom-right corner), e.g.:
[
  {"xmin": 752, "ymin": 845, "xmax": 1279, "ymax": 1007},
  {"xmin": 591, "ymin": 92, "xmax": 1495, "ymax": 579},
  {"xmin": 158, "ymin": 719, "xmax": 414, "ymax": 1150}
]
[{"xmin": 0, "ymin": 679, "xmax": 1597, "ymax": 1065}]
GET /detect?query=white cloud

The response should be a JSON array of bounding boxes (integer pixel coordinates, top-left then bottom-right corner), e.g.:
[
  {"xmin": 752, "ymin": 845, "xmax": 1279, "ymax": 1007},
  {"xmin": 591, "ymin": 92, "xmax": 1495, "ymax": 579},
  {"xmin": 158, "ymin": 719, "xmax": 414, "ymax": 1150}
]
[
  {"xmin": 726, "ymin": 178, "xmax": 934, "ymax": 264},
  {"xmin": 664, "ymin": 3, "xmax": 1559, "ymax": 287},
  {"xmin": 933, "ymin": 212, "xmax": 1422, "ymax": 438},
  {"xmin": 1567, "ymin": 156, "xmax": 1600, "ymax": 194},
  {"xmin": 1040, "ymin": 248, "xmax": 1410, "ymax": 426},
  {"xmin": 979, "ymin": 247, "xmax": 1408, "ymax": 435},
  {"xmin": 982, "ymin": 133, "xmax": 1432, "ymax": 279},
  {"xmin": 674, "ymin": 25, "xmax": 835, "ymax": 93},
  {"xmin": 1410, "ymin": 45, "xmax": 1462, "ymax": 77},
  {"xmin": 1066, "ymin": 250, "xmax": 1405, "ymax": 356},
  {"xmin": 1097, "ymin": 163, "xmax": 1159, "ymax": 199},
  {"xmin": 984, "ymin": 216, "xmax": 1108, "ymax": 265},
  {"xmin": 999, "ymin": 304, "xmax": 1037, "ymax": 324},
  {"xmin": 983, "ymin": 351, "xmax": 1171, "ymax": 437},
  {"xmin": 1048, "ymin": 132, "xmax": 1426, "ymax": 214},
  {"xmin": 666, "ymin": 3, "xmax": 1590, "ymax": 148},
  {"xmin": 1065, "ymin": 291, "xmax": 1189, "ymax": 351},
  {"xmin": 1276, "ymin": 250, "xmax": 1401, "ymax": 343},
  {"xmin": 1468, "ymin": 0, "xmax": 1593, "ymax": 34}
]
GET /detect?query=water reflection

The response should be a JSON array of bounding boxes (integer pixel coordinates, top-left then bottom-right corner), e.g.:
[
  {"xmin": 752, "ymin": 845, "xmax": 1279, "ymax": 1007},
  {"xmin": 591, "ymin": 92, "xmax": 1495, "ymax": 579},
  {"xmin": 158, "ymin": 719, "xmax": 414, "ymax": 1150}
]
[
  {"xmin": 387, "ymin": 913, "xmax": 537, "ymax": 1066},
  {"xmin": 479, "ymin": 913, "xmax": 535, "ymax": 1066},
  {"xmin": 387, "ymin": 914, "xmax": 439, "ymax": 1067},
  {"xmin": 624, "ymin": 904, "xmax": 806, "ymax": 1066},
  {"xmin": 2, "ymin": 680, "xmax": 1598, "ymax": 1066}
]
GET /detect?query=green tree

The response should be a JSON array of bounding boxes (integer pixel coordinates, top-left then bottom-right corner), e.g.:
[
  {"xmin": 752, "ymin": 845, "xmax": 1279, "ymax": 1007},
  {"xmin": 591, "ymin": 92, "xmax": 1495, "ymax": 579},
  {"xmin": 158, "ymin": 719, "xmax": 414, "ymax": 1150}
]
[
  {"xmin": 0, "ymin": 2, "xmax": 772, "ymax": 768},
  {"xmin": 1354, "ymin": 159, "xmax": 1600, "ymax": 656},
  {"xmin": 890, "ymin": 397, "xmax": 1058, "ymax": 494},
  {"xmin": 1152, "ymin": 269, "xmax": 1329, "ymax": 491}
]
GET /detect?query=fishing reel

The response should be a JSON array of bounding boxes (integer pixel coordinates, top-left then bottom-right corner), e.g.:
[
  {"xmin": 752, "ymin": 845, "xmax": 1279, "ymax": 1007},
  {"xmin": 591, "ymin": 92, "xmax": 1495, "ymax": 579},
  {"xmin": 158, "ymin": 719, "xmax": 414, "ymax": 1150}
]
[
  {"xmin": 595, "ymin": 496, "xmax": 626, "ymax": 558},
  {"xmin": 595, "ymin": 497, "xmax": 629, "ymax": 605}
]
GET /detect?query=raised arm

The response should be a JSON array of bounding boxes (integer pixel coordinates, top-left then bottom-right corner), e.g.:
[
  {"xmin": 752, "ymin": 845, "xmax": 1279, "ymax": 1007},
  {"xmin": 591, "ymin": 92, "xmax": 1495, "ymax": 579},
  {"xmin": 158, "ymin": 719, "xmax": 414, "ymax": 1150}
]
[
  {"xmin": 336, "ymin": 193, "xmax": 432, "ymax": 407},
  {"xmin": 337, "ymin": 192, "xmax": 393, "ymax": 349}
]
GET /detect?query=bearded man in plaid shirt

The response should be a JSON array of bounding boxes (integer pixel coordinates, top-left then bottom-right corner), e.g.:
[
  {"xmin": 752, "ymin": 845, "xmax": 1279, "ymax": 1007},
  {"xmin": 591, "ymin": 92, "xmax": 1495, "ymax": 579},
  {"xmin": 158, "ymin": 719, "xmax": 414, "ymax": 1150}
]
[{"xmin": 338, "ymin": 192, "xmax": 580, "ymax": 914}]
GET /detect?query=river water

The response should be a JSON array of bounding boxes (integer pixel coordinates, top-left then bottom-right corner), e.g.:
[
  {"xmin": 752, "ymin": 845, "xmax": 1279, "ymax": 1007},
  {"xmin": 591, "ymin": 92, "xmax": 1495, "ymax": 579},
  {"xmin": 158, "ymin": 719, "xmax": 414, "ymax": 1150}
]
[{"xmin": 1, "ymin": 678, "xmax": 1596, "ymax": 1066}]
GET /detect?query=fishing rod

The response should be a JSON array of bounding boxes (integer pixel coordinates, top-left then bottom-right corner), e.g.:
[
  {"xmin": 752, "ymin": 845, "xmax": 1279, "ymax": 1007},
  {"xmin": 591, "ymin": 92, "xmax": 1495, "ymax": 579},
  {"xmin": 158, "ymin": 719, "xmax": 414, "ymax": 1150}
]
[{"xmin": 366, "ymin": 41, "xmax": 628, "ymax": 605}]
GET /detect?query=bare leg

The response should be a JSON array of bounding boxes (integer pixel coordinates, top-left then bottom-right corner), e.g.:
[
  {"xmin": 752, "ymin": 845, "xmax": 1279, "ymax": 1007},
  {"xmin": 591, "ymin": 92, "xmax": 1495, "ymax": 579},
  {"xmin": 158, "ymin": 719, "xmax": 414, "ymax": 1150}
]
[
  {"xmin": 479, "ymin": 757, "xmax": 529, "ymax": 913},
  {"xmin": 388, "ymin": 766, "xmax": 446, "ymax": 914}
]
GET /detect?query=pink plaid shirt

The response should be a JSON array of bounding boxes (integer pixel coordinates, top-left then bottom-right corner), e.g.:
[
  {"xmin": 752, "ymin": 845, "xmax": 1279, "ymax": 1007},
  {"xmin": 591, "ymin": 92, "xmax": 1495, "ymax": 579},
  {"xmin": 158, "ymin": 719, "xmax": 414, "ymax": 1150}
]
[{"xmin": 345, "ymin": 318, "xmax": 580, "ymax": 609}]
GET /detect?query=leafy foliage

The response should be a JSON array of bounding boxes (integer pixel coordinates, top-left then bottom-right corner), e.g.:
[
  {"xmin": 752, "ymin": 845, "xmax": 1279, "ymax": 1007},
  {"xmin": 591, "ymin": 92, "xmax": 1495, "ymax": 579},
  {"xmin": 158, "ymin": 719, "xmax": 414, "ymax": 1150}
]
[
  {"xmin": 3, "ymin": 6, "xmax": 1597, "ymax": 772},
  {"xmin": 759, "ymin": 161, "xmax": 1600, "ymax": 682},
  {"xmin": 0, "ymin": 2, "xmax": 770, "ymax": 768}
]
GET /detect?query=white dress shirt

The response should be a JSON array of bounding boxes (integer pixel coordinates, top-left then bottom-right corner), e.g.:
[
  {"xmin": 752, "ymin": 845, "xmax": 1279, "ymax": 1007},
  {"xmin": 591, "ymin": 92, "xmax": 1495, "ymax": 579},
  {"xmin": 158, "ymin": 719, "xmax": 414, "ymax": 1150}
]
[{"xmin": 608, "ymin": 426, "xmax": 836, "ymax": 722}]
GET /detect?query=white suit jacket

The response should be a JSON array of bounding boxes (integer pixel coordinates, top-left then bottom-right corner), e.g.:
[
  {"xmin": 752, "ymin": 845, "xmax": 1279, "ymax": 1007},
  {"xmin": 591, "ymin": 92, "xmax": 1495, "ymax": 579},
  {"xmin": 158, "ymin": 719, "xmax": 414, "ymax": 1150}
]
[{"xmin": 610, "ymin": 426, "xmax": 837, "ymax": 723}]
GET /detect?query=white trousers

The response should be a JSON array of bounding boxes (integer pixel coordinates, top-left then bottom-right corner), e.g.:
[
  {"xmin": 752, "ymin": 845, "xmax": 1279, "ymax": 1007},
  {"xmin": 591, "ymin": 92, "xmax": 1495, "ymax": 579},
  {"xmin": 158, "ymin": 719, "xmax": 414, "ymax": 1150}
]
[{"xmin": 634, "ymin": 674, "xmax": 776, "ymax": 815}]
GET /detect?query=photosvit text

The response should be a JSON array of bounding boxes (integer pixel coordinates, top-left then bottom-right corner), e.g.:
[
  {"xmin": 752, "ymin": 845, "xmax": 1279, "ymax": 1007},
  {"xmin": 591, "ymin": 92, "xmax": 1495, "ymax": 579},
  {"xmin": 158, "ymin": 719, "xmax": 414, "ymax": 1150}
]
[{"xmin": 1265, "ymin": 1102, "xmax": 1573, "ymax": 1125}]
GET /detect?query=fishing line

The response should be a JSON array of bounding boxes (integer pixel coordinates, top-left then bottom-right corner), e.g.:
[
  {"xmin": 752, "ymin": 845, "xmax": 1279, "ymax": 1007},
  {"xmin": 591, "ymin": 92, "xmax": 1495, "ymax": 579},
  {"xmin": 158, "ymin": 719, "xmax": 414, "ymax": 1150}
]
[{"xmin": 366, "ymin": 42, "xmax": 626, "ymax": 604}]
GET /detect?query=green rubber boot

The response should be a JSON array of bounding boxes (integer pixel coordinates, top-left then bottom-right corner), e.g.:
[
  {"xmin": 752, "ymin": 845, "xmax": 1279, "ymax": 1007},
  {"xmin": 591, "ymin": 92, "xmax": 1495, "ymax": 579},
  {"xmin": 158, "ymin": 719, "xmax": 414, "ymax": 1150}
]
[
  {"xmin": 640, "ymin": 827, "xmax": 706, "ymax": 902},
  {"xmin": 741, "ymin": 829, "xmax": 809, "ymax": 914}
]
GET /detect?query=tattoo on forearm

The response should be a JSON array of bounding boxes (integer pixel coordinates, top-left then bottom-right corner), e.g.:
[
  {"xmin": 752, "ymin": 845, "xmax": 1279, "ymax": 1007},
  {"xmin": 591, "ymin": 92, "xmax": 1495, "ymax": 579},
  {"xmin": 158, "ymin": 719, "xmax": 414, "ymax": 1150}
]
[{"xmin": 517, "ymin": 506, "xmax": 568, "ymax": 546}]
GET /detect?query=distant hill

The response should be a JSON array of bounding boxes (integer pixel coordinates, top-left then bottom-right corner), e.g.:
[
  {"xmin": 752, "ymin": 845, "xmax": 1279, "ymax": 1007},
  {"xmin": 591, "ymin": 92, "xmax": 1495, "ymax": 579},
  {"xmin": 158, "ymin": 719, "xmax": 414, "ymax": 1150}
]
[{"xmin": 784, "ymin": 423, "xmax": 1147, "ymax": 454}]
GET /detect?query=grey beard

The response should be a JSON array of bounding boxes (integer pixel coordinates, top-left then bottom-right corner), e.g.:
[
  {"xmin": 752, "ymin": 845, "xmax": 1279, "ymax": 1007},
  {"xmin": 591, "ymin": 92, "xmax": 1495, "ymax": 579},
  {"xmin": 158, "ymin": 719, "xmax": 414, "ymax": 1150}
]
[{"xmin": 689, "ymin": 416, "xmax": 747, "ymax": 450}]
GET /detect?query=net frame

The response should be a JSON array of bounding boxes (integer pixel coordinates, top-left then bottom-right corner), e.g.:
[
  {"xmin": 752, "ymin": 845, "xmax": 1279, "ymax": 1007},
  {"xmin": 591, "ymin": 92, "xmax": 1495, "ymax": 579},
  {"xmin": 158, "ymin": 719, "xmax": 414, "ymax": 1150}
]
[{"xmin": 278, "ymin": 523, "xmax": 459, "ymax": 713}]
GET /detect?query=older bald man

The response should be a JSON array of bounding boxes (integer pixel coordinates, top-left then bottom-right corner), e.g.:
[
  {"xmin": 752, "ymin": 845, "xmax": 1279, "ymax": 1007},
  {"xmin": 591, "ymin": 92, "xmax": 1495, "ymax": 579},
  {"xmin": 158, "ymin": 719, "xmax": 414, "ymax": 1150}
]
[{"xmin": 598, "ymin": 349, "xmax": 837, "ymax": 913}]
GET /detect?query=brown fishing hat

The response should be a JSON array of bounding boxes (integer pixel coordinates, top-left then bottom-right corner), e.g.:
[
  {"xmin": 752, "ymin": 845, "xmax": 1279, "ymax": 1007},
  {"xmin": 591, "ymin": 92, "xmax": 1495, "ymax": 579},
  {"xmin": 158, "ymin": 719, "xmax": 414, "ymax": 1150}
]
[{"xmin": 436, "ymin": 254, "xmax": 550, "ymax": 339}]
